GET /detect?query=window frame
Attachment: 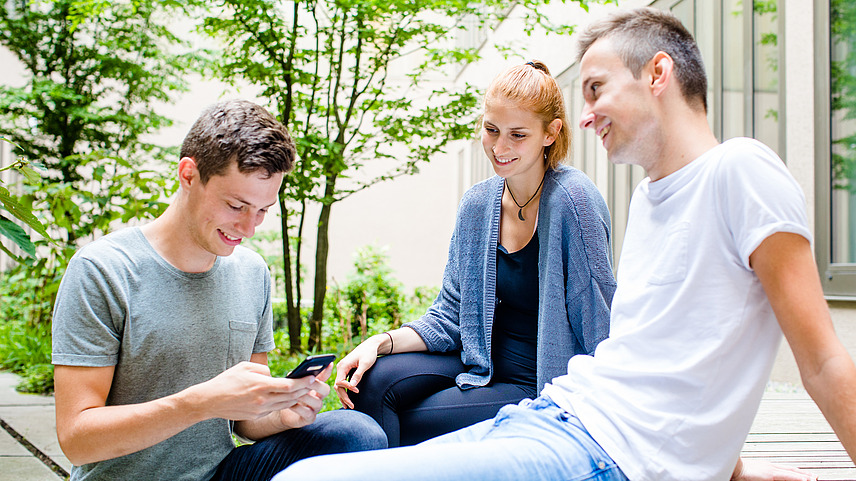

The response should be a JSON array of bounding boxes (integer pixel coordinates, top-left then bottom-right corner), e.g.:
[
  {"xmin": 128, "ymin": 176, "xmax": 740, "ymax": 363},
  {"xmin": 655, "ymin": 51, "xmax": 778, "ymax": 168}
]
[{"xmin": 814, "ymin": 0, "xmax": 856, "ymax": 299}]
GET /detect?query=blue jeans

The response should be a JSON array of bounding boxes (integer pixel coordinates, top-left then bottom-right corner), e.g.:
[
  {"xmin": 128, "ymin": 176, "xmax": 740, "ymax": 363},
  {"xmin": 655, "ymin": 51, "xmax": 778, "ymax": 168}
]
[
  {"xmin": 272, "ymin": 396, "xmax": 627, "ymax": 481},
  {"xmin": 213, "ymin": 410, "xmax": 387, "ymax": 481}
]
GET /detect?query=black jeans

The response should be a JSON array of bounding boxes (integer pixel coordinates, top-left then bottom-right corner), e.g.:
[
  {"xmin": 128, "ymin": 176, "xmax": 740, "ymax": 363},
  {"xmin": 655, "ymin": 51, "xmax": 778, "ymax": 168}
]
[
  {"xmin": 349, "ymin": 352, "xmax": 536, "ymax": 447},
  {"xmin": 212, "ymin": 409, "xmax": 386, "ymax": 481}
]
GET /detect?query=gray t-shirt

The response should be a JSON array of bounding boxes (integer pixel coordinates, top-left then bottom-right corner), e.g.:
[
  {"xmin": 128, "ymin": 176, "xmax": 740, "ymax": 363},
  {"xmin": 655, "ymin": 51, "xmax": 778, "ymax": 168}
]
[{"xmin": 52, "ymin": 227, "xmax": 275, "ymax": 481}]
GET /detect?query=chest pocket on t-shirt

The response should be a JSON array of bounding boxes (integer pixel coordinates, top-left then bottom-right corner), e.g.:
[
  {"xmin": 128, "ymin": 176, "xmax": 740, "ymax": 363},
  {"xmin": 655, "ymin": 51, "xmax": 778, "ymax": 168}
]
[
  {"xmin": 227, "ymin": 320, "xmax": 258, "ymax": 366},
  {"xmin": 649, "ymin": 222, "xmax": 690, "ymax": 285}
]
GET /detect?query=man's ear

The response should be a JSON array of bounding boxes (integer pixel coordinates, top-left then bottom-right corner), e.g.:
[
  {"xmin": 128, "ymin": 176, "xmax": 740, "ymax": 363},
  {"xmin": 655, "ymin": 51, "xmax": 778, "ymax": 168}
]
[
  {"xmin": 649, "ymin": 51, "xmax": 674, "ymax": 98},
  {"xmin": 177, "ymin": 157, "xmax": 199, "ymax": 190},
  {"xmin": 544, "ymin": 118, "xmax": 563, "ymax": 146}
]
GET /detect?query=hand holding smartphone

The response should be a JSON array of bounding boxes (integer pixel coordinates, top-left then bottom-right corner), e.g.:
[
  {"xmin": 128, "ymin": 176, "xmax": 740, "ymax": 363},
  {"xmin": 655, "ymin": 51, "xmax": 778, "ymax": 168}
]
[{"xmin": 286, "ymin": 354, "xmax": 336, "ymax": 379}]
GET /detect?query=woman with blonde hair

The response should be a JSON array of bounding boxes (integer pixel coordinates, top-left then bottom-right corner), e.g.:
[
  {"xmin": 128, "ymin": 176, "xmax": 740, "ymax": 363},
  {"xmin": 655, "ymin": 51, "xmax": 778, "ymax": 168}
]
[{"xmin": 334, "ymin": 60, "xmax": 615, "ymax": 446}]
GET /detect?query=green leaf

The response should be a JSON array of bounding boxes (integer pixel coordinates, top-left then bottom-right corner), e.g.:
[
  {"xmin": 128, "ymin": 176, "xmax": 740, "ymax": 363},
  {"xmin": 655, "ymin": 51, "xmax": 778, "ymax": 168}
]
[
  {"xmin": 0, "ymin": 186, "xmax": 52, "ymax": 242},
  {"xmin": 0, "ymin": 239, "xmax": 24, "ymax": 264},
  {"xmin": 0, "ymin": 216, "xmax": 35, "ymax": 257},
  {"xmin": 19, "ymin": 166, "xmax": 42, "ymax": 185}
]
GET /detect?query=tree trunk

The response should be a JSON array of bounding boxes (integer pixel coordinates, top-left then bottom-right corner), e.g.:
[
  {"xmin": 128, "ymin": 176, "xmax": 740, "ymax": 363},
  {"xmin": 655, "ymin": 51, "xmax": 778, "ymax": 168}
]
[
  {"xmin": 279, "ymin": 191, "xmax": 303, "ymax": 353},
  {"xmin": 308, "ymin": 173, "xmax": 337, "ymax": 351}
]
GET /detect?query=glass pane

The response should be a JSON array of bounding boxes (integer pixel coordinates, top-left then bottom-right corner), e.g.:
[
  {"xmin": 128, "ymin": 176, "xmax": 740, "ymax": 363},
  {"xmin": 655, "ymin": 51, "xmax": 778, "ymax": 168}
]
[
  {"xmin": 830, "ymin": 0, "xmax": 856, "ymax": 263},
  {"xmin": 722, "ymin": 0, "xmax": 745, "ymax": 140},
  {"xmin": 753, "ymin": 0, "xmax": 779, "ymax": 154}
]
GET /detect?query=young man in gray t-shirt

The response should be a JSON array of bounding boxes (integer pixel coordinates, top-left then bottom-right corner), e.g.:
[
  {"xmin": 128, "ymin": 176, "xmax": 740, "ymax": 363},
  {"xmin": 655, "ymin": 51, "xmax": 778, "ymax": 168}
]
[{"xmin": 51, "ymin": 100, "xmax": 385, "ymax": 481}]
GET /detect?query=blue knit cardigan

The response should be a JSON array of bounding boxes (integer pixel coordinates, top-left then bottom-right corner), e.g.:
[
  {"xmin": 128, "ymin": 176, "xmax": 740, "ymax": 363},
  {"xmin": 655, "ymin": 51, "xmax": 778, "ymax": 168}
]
[{"xmin": 406, "ymin": 165, "xmax": 616, "ymax": 392}]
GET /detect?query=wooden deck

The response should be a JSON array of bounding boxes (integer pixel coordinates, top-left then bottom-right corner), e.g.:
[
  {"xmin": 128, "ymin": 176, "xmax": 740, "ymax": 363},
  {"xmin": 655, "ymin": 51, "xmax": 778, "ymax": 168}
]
[{"xmin": 743, "ymin": 387, "xmax": 856, "ymax": 480}]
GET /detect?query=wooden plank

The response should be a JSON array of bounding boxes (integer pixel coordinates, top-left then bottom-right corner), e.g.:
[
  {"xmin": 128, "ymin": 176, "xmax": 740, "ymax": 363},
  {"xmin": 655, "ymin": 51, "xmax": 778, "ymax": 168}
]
[{"xmin": 742, "ymin": 388, "xmax": 856, "ymax": 481}]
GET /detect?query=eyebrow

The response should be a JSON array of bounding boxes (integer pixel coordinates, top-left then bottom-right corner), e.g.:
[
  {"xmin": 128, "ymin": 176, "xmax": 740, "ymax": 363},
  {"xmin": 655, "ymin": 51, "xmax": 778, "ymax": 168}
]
[
  {"xmin": 230, "ymin": 195, "xmax": 277, "ymax": 210},
  {"xmin": 483, "ymin": 120, "xmax": 533, "ymax": 131}
]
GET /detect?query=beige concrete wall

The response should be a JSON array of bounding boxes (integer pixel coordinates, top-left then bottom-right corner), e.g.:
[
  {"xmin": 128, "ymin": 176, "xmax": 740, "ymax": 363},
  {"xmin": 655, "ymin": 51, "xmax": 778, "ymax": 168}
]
[{"xmin": 772, "ymin": 303, "xmax": 856, "ymax": 386}]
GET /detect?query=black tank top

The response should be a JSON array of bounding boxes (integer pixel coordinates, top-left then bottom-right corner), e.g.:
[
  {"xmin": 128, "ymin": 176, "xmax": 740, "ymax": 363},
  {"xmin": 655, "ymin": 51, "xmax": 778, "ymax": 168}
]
[{"xmin": 491, "ymin": 231, "xmax": 538, "ymax": 388}]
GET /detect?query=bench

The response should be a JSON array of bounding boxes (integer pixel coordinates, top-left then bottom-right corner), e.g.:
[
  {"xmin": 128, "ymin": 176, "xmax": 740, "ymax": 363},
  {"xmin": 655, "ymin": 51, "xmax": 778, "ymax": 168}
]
[{"xmin": 742, "ymin": 387, "xmax": 856, "ymax": 480}]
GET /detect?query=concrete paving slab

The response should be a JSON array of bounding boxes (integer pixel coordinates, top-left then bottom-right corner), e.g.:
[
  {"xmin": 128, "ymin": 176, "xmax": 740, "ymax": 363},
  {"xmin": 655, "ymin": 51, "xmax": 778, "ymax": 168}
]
[
  {"xmin": 0, "ymin": 457, "xmax": 62, "ymax": 481},
  {"xmin": 0, "ymin": 372, "xmax": 67, "ymax": 480},
  {"xmin": 0, "ymin": 428, "xmax": 30, "ymax": 456},
  {"xmin": 0, "ymin": 373, "xmax": 53, "ymax": 407},
  {"xmin": 0, "ymin": 406, "xmax": 62, "ymax": 458}
]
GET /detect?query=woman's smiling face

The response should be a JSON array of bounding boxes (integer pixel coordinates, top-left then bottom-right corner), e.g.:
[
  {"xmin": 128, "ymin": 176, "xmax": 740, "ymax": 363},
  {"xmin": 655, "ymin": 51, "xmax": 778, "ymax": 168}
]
[{"xmin": 481, "ymin": 97, "xmax": 556, "ymax": 183}]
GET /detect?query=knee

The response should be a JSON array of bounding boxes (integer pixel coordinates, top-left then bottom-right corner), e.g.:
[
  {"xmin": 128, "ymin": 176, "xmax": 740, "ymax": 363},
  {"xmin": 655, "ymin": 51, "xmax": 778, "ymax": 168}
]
[{"xmin": 314, "ymin": 410, "xmax": 387, "ymax": 452}]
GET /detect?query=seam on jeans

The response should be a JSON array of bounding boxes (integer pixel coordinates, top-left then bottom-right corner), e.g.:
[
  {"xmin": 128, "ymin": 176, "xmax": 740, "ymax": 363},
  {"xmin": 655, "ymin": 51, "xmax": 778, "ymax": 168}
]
[{"xmin": 405, "ymin": 399, "xmax": 519, "ymax": 413}]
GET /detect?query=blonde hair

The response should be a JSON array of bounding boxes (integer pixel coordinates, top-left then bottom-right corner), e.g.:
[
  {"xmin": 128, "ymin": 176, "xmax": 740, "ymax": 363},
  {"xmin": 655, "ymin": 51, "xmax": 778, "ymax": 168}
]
[{"xmin": 484, "ymin": 60, "xmax": 570, "ymax": 170}]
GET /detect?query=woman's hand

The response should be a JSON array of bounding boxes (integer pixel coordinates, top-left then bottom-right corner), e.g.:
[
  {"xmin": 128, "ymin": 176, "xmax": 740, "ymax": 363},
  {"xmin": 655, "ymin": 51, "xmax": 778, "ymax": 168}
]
[
  {"xmin": 733, "ymin": 458, "xmax": 817, "ymax": 481},
  {"xmin": 334, "ymin": 335, "xmax": 387, "ymax": 409}
]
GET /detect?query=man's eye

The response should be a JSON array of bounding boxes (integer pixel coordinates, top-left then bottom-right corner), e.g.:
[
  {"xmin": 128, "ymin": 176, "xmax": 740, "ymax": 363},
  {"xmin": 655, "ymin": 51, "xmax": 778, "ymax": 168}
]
[{"xmin": 229, "ymin": 204, "xmax": 243, "ymax": 211}]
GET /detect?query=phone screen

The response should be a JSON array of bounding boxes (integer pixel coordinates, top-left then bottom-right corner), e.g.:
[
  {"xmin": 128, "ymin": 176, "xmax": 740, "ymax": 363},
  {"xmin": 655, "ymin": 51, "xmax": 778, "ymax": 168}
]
[{"xmin": 286, "ymin": 354, "xmax": 335, "ymax": 378}]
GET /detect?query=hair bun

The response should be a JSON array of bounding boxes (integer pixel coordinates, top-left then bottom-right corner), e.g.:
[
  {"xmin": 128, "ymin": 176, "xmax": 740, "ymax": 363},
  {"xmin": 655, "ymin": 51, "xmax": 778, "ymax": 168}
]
[{"xmin": 525, "ymin": 60, "xmax": 551, "ymax": 75}]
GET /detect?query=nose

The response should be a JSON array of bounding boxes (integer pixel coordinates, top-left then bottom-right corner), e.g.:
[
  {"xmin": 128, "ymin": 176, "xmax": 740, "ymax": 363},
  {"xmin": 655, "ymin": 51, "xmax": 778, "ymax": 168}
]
[
  {"xmin": 236, "ymin": 212, "xmax": 256, "ymax": 238},
  {"xmin": 493, "ymin": 135, "xmax": 511, "ymax": 156},
  {"xmin": 579, "ymin": 108, "xmax": 595, "ymax": 130}
]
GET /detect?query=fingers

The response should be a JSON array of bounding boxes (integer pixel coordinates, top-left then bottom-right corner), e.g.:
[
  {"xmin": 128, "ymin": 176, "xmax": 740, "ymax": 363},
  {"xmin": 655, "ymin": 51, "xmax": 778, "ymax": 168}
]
[
  {"xmin": 309, "ymin": 376, "xmax": 330, "ymax": 399},
  {"xmin": 314, "ymin": 363, "xmax": 334, "ymax": 383},
  {"xmin": 335, "ymin": 384, "xmax": 355, "ymax": 409}
]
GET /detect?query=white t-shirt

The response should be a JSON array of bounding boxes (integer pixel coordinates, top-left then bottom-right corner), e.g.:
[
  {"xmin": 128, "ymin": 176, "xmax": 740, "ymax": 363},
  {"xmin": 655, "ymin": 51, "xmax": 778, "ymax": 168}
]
[{"xmin": 542, "ymin": 138, "xmax": 811, "ymax": 481}]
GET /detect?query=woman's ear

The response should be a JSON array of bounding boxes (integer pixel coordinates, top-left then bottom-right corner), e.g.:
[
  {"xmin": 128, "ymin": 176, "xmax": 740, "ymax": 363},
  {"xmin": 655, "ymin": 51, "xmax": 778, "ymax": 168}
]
[{"xmin": 544, "ymin": 118, "xmax": 563, "ymax": 146}]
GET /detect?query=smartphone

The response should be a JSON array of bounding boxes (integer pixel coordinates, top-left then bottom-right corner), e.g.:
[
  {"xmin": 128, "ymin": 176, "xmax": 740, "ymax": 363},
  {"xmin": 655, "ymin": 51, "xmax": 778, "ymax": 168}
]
[{"xmin": 286, "ymin": 354, "xmax": 336, "ymax": 379}]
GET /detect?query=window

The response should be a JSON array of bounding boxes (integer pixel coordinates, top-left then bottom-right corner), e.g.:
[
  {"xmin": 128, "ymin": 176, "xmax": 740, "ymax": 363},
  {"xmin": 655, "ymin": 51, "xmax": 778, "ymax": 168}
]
[{"xmin": 817, "ymin": 0, "xmax": 856, "ymax": 297}]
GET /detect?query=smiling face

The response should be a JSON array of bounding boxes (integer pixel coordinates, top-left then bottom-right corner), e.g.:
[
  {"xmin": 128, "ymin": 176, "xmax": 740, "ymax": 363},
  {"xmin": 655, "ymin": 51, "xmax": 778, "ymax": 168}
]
[
  {"xmin": 182, "ymin": 159, "xmax": 282, "ymax": 261},
  {"xmin": 578, "ymin": 37, "xmax": 664, "ymax": 171},
  {"xmin": 481, "ymin": 97, "xmax": 558, "ymax": 184}
]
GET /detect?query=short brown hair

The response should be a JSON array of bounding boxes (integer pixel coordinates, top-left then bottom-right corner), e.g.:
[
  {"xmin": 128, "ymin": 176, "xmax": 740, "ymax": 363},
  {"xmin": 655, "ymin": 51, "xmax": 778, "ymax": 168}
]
[
  {"xmin": 484, "ymin": 60, "xmax": 570, "ymax": 170},
  {"xmin": 577, "ymin": 7, "xmax": 708, "ymax": 112},
  {"xmin": 180, "ymin": 100, "xmax": 295, "ymax": 183}
]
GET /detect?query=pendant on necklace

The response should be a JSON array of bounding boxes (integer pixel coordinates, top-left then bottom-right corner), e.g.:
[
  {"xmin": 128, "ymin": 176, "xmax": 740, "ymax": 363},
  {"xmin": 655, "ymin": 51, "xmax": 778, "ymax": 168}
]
[{"xmin": 518, "ymin": 208, "xmax": 525, "ymax": 221}]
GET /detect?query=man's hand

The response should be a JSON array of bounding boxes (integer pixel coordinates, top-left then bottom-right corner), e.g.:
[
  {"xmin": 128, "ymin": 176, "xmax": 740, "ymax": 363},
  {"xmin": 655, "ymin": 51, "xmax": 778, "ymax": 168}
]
[
  {"xmin": 277, "ymin": 364, "xmax": 333, "ymax": 430},
  {"xmin": 191, "ymin": 361, "xmax": 319, "ymax": 422},
  {"xmin": 732, "ymin": 458, "xmax": 817, "ymax": 481}
]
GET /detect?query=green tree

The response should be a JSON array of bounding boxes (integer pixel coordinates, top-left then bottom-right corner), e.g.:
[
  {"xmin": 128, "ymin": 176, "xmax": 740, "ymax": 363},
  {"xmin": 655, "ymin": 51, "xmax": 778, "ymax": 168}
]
[
  {"xmin": 0, "ymin": 0, "xmax": 194, "ymax": 322},
  {"xmin": 200, "ymin": 0, "xmax": 598, "ymax": 351}
]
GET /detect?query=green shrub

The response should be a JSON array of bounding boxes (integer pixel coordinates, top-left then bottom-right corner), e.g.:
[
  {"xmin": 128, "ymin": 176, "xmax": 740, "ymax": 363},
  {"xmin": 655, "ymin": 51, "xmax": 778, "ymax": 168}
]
[{"xmin": 0, "ymin": 319, "xmax": 53, "ymax": 394}]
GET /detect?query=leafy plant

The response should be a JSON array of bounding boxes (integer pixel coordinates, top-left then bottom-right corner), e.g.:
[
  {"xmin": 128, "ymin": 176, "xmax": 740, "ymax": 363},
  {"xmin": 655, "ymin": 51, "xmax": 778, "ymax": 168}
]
[{"xmin": 0, "ymin": 138, "xmax": 54, "ymax": 262}]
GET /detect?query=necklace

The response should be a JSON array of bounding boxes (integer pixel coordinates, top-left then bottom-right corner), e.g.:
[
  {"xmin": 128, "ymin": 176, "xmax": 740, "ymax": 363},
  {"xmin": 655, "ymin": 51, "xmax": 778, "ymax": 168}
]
[{"xmin": 505, "ymin": 174, "xmax": 546, "ymax": 221}]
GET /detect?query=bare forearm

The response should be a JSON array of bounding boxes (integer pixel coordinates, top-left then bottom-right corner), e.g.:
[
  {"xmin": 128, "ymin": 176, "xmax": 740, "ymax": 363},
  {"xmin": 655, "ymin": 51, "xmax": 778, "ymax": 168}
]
[
  {"xmin": 800, "ymin": 348, "xmax": 856, "ymax": 463},
  {"xmin": 57, "ymin": 390, "xmax": 204, "ymax": 465},
  {"xmin": 374, "ymin": 326, "xmax": 427, "ymax": 355}
]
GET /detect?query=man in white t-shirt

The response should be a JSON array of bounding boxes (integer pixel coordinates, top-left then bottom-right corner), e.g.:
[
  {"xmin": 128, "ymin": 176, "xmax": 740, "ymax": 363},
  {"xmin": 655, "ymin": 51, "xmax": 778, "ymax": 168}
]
[{"xmin": 272, "ymin": 8, "xmax": 856, "ymax": 481}]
